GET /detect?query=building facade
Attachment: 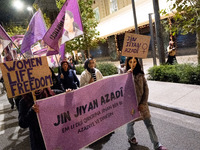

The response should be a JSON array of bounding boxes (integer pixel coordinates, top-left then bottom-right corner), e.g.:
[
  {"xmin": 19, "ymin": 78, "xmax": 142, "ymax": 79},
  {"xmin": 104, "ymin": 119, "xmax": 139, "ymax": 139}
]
[{"xmin": 91, "ymin": 0, "xmax": 197, "ymax": 60}]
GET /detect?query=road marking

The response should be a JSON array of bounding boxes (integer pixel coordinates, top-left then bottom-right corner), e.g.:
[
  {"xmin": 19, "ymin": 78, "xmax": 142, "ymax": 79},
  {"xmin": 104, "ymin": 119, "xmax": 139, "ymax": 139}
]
[
  {"xmin": 0, "ymin": 122, "xmax": 5, "ymax": 135},
  {"xmin": 11, "ymin": 126, "xmax": 21, "ymax": 140},
  {"xmin": 0, "ymin": 103, "xmax": 5, "ymax": 135}
]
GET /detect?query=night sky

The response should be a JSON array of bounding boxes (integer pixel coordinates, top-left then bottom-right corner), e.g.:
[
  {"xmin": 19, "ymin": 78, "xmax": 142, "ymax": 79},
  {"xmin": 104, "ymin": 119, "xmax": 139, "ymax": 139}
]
[{"xmin": 0, "ymin": 0, "xmax": 35, "ymax": 25}]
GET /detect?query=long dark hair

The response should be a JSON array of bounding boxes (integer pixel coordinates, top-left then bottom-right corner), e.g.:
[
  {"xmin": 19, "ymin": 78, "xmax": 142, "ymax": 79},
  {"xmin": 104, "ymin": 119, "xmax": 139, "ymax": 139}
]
[
  {"xmin": 61, "ymin": 60, "xmax": 70, "ymax": 72},
  {"xmin": 65, "ymin": 10, "xmax": 80, "ymax": 31},
  {"xmin": 84, "ymin": 58, "xmax": 95, "ymax": 73},
  {"xmin": 125, "ymin": 57, "xmax": 144, "ymax": 75}
]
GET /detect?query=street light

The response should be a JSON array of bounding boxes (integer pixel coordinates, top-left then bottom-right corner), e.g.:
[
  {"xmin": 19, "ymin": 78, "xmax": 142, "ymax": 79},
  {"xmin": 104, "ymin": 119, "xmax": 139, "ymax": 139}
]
[
  {"xmin": 27, "ymin": 6, "xmax": 33, "ymax": 12},
  {"xmin": 13, "ymin": 0, "xmax": 24, "ymax": 10},
  {"xmin": 27, "ymin": 6, "xmax": 34, "ymax": 15}
]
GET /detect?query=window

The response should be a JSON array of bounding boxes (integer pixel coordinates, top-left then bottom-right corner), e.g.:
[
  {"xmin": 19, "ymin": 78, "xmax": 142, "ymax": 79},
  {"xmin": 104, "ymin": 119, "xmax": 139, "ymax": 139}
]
[
  {"xmin": 110, "ymin": 0, "xmax": 118, "ymax": 14},
  {"xmin": 93, "ymin": 7, "xmax": 100, "ymax": 21}
]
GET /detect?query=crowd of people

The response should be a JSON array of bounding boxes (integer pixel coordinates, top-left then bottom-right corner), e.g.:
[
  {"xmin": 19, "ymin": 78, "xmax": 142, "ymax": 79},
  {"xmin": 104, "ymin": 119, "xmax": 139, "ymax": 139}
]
[{"xmin": 0, "ymin": 56, "xmax": 167, "ymax": 150}]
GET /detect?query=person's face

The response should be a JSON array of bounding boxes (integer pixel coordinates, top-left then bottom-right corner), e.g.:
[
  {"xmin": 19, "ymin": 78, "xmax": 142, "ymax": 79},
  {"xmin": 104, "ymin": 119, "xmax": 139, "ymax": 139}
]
[
  {"xmin": 128, "ymin": 58, "xmax": 137, "ymax": 70},
  {"xmin": 64, "ymin": 13, "xmax": 74, "ymax": 32},
  {"xmin": 62, "ymin": 63, "xmax": 68, "ymax": 71},
  {"xmin": 88, "ymin": 60, "xmax": 95, "ymax": 69}
]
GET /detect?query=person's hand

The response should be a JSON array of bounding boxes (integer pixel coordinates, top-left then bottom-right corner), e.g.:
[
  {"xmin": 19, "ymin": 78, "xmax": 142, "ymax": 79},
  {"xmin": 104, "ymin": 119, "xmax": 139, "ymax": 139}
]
[
  {"xmin": 66, "ymin": 89, "xmax": 72, "ymax": 93},
  {"xmin": 89, "ymin": 77, "xmax": 94, "ymax": 83},
  {"xmin": 32, "ymin": 104, "xmax": 39, "ymax": 113},
  {"xmin": 60, "ymin": 73, "xmax": 64, "ymax": 79},
  {"xmin": 127, "ymin": 69, "xmax": 133, "ymax": 73}
]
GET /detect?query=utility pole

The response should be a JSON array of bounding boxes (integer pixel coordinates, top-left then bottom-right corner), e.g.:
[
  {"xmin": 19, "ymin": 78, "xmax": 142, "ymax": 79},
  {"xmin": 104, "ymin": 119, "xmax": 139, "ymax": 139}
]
[
  {"xmin": 152, "ymin": 0, "xmax": 165, "ymax": 64},
  {"xmin": 131, "ymin": 0, "xmax": 143, "ymax": 69},
  {"xmin": 131, "ymin": 0, "xmax": 139, "ymax": 34},
  {"xmin": 149, "ymin": 13, "xmax": 157, "ymax": 66}
]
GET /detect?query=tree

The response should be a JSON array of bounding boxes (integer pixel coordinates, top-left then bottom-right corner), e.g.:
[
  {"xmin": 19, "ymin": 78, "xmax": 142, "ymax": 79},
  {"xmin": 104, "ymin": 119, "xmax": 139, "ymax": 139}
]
[
  {"xmin": 162, "ymin": 0, "xmax": 200, "ymax": 64},
  {"xmin": 4, "ymin": 25, "xmax": 26, "ymax": 37},
  {"xmin": 56, "ymin": 0, "xmax": 105, "ymax": 58},
  {"xmin": 34, "ymin": 0, "xmax": 59, "ymax": 23}
]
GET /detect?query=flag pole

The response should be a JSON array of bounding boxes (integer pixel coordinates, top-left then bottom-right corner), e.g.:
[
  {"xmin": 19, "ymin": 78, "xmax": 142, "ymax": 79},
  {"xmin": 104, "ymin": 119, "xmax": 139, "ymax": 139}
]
[
  {"xmin": 0, "ymin": 25, "xmax": 26, "ymax": 59},
  {"xmin": 11, "ymin": 41, "xmax": 26, "ymax": 59}
]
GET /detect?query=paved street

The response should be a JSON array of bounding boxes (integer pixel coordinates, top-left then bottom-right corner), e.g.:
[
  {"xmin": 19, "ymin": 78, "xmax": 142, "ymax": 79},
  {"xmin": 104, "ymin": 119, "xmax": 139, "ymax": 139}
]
[
  {"xmin": 1, "ymin": 93, "xmax": 200, "ymax": 150},
  {"xmin": 1, "ymin": 55, "xmax": 200, "ymax": 150}
]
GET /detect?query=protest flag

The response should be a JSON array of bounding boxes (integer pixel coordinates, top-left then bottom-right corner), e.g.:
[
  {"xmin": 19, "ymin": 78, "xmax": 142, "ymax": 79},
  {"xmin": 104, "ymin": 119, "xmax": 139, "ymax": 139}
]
[
  {"xmin": 43, "ymin": 0, "xmax": 83, "ymax": 56},
  {"xmin": 0, "ymin": 25, "xmax": 12, "ymax": 54},
  {"xmin": 20, "ymin": 9, "xmax": 47, "ymax": 54}
]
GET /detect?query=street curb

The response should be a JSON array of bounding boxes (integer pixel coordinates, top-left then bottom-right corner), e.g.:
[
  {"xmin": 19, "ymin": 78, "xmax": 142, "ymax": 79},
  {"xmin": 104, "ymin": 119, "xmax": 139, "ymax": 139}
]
[{"xmin": 148, "ymin": 101, "xmax": 200, "ymax": 119}]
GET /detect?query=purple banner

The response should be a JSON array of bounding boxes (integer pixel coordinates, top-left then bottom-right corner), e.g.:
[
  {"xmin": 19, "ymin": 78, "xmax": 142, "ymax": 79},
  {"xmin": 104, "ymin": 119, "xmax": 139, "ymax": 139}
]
[
  {"xmin": 37, "ymin": 73, "xmax": 140, "ymax": 150},
  {"xmin": 0, "ymin": 25, "xmax": 12, "ymax": 54},
  {"xmin": 20, "ymin": 9, "xmax": 47, "ymax": 54},
  {"xmin": 43, "ymin": 0, "xmax": 83, "ymax": 53}
]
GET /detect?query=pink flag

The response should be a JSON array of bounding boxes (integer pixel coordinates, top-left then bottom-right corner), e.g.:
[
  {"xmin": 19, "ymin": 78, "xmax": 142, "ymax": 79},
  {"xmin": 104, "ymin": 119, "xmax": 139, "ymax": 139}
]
[
  {"xmin": 43, "ymin": 0, "xmax": 83, "ymax": 54},
  {"xmin": 0, "ymin": 25, "xmax": 12, "ymax": 54},
  {"xmin": 37, "ymin": 73, "xmax": 140, "ymax": 150},
  {"xmin": 20, "ymin": 9, "xmax": 47, "ymax": 54}
]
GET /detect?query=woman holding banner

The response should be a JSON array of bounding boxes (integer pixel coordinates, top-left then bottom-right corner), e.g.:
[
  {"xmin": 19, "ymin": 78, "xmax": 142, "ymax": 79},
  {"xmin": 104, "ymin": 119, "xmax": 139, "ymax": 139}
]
[
  {"xmin": 80, "ymin": 58, "xmax": 103, "ymax": 87},
  {"xmin": 125, "ymin": 57, "xmax": 167, "ymax": 150},
  {"xmin": 18, "ymin": 88, "xmax": 55, "ymax": 150}
]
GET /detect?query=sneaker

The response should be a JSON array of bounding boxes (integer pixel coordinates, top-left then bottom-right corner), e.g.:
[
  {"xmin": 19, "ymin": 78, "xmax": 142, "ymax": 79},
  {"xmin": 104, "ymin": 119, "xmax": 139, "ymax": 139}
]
[
  {"xmin": 156, "ymin": 146, "xmax": 167, "ymax": 150},
  {"xmin": 128, "ymin": 137, "xmax": 138, "ymax": 145}
]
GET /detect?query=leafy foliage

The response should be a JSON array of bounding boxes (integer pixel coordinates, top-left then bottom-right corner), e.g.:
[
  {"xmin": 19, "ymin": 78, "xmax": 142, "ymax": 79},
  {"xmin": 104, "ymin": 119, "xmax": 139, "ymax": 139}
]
[
  {"xmin": 148, "ymin": 64, "xmax": 200, "ymax": 85},
  {"xmin": 96, "ymin": 63, "xmax": 118, "ymax": 76},
  {"xmin": 4, "ymin": 25, "xmax": 26, "ymax": 37},
  {"xmin": 75, "ymin": 63, "xmax": 118, "ymax": 76},
  {"xmin": 161, "ymin": 0, "xmax": 200, "ymax": 35},
  {"xmin": 76, "ymin": 64, "xmax": 85, "ymax": 75},
  {"xmin": 161, "ymin": 0, "xmax": 200, "ymax": 63}
]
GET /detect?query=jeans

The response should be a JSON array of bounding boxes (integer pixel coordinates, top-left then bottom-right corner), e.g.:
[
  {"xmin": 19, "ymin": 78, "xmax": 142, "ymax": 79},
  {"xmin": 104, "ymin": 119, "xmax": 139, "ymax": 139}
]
[{"xmin": 126, "ymin": 118, "xmax": 161, "ymax": 149}]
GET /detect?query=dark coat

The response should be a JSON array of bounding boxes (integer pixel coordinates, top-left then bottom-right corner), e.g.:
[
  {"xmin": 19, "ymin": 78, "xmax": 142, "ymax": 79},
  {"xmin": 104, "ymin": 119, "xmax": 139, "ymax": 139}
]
[
  {"xmin": 18, "ymin": 89, "xmax": 56, "ymax": 150},
  {"xmin": 18, "ymin": 97, "xmax": 46, "ymax": 150},
  {"xmin": 59, "ymin": 69, "xmax": 80, "ymax": 90}
]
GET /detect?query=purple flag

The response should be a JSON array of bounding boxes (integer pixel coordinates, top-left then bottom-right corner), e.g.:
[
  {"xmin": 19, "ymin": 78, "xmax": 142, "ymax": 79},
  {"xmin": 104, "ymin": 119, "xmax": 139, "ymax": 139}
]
[
  {"xmin": 43, "ymin": 0, "xmax": 83, "ymax": 54},
  {"xmin": 0, "ymin": 25, "xmax": 12, "ymax": 54},
  {"xmin": 37, "ymin": 73, "xmax": 140, "ymax": 150},
  {"xmin": 11, "ymin": 35, "xmax": 24, "ymax": 60},
  {"xmin": 46, "ymin": 43, "xmax": 65, "ymax": 60},
  {"xmin": 20, "ymin": 9, "xmax": 47, "ymax": 54}
]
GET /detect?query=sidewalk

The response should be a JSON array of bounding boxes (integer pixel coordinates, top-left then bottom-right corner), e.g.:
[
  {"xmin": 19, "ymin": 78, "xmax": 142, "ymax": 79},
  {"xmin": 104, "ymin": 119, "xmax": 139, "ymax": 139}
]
[
  {"xmin": 103, "ymin": 55, "xmax": 200, "ymax": 118},
  {"xmin": 141, "ymin": 55, "xmax": 200, "ymax": 118}
]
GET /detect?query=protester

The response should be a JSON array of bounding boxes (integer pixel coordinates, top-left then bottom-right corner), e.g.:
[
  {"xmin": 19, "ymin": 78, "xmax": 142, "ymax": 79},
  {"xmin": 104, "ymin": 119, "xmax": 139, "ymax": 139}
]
[
  {"xmin": 18, "ymin": 88, "xmax": 65, "ymax": 150},
  {"xmin": 3, "ymin": 46, "xmax": 15, "ymax": 109},
  {"xmin": 0, "ymin": 76, "xmax": 5, "ymax": 94},
  {"xmin": 118, "ymin": 55, "xmax": 126, "ymax": 74},
  {"xmin": 124, "ymin": 57, "xmax": 167, "ymax": 150},
  {"xmin": 69, "ymin": 58, "xmax": 76, "ymax": 73},
  {"xmin": 49, "ymin": 67, "xmax": 63, "ymax": 91},
  {"xmin": 18, "ymin": 88, "xmax": 54, "ymax": 150},
  {"xmin": 58, "ymin": 60, "xmax": 80, "ymax": 90},
  {"xmin": 61, "ymin": 10, "xmax": 83, "ymax": 44},
  {"xmin": 166, "ymin": 41, "xmax": 177, "ymax": 65},
  {"xmin": 80, "ymin": 58, "xmax": 103, "ymax": 87}
]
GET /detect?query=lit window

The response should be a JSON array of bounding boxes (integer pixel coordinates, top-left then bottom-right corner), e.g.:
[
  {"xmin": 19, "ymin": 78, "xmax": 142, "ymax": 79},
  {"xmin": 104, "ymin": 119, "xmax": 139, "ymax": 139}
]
[
  {"xmin": 110, "ymin": 0, "xmax": 118, "ymax": 14},
  {"xmin": 93, "ymin": 7, "xmax": 100, "ymax": 21}
]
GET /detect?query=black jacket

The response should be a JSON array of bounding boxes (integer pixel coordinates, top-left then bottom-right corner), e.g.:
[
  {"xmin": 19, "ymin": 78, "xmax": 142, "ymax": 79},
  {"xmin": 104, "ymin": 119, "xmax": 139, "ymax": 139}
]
[
  {"xmin": 18, "ymin": 98, "xmax": 46, "ymax": 150},
  {"xmin": 59, "ymin": 69, "xmax": 80, "ymax": 90}
]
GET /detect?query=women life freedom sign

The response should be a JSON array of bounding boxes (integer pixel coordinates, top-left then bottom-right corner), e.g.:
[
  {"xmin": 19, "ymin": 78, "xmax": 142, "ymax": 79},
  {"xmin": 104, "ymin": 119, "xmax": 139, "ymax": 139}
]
[
  {"xmin": 122, "ymin": 33, "xmax": 151, "ymax": 58},
  {"xmin": 0, "ymin": 56, "xmax": 52, "ymax": 98}
]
